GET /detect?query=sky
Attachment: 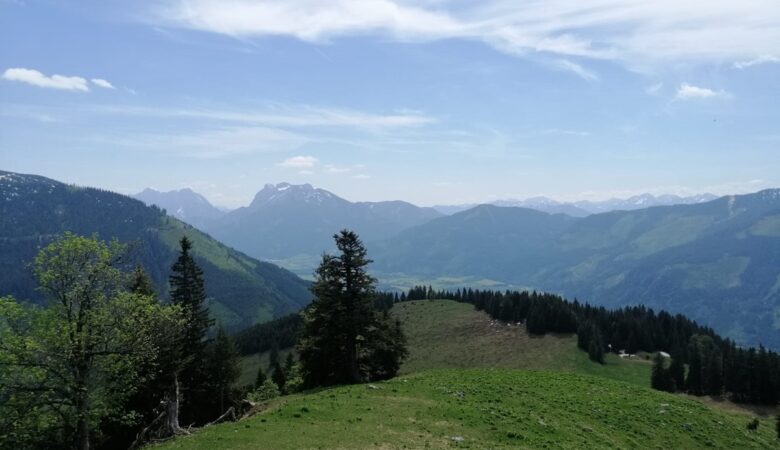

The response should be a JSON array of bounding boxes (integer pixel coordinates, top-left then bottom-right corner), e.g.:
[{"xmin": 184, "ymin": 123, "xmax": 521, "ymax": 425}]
[{"xmin": 1, "ymin": 0, "xmax": 779, "ymax": 208}]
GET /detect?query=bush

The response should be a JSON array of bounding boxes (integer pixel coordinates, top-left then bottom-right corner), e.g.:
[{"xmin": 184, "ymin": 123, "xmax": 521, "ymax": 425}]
[
  {"xmin": 747, "ymin": 418, "xmax": 759, "ymax": 431},
  {"xmin": 248, "ymin": 380, "xmax": 280, "ymax": 403}
]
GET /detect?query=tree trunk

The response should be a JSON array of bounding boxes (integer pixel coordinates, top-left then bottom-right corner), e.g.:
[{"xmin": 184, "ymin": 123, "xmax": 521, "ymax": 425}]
[
  {"xmin": 75, "ymin": 362, "xmax": 91, "ymax": 450},
  {"xmin": 166, "ymin": 373, "xmax": 184, "ymax": 434}
]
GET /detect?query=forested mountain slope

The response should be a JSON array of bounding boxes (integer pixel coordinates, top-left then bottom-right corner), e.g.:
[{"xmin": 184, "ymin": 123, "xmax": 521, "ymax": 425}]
[
  {"xmin": 0, "ymin": 171, "xmax": 311, "ymax": 329},
  {"xmin": 373, "ymin": 191, "xmax": 780, "ymax": 348}
]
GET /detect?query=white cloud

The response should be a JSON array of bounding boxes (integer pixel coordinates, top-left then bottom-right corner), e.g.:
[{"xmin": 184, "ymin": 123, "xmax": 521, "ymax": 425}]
[
  {"xmin": 551, "ymin": 59, "xmax": 597, "ymax": 81},
  {"xmin": 352, "ymin": 174, "xmax": 371, "ymax": 179},
  {"xmin": 153, "ymin": 0, "xmax": 780, "ymax": 69},
  {"xmin": 675, "ymin": 83, "xmax": 729, "ymax": 100},
  {"xmin": 88, "ymin": 104, "xmax": 434, "ymax": 130},
  {"xmin": 325, "ymin": 165, "xmax": 352, "ymax": 173},
  {"xmin": 2, "ymin": 67, "xmax": 89, "ymax": 91},
  {"xmin": 91, "ymin": 78, "xmax": 115, "ymax": 89},
  {"xmin": 733, "ymin": 55, "xmax": 780, "ymax": 69},
  {"xmin": 298, "ymin": 170, "xmax": 314, "ymax": 175},
  {"xmin": 278, "ymin": 155, "xmax": 318, "ymax": 169}
]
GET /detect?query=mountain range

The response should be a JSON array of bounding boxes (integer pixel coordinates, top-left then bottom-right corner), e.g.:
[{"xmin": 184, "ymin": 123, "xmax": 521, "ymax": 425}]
[
  {"xmin": 433, "ymin": 193, "xmax": 718, "ymax": 217},
  {"xmin": 9, "ymin": 172, "xmax": 780, "ymax": 347},
  {"xmin": 137, "ymin": 183, "xmax": 442, "ymax": 262},
  {"xmin": 0, "ymin": 171, "xmax": 311, "ymax": 330},
  {"xmin": 372, "ymin": 191, "xmax": 780, "ymax": 348}
]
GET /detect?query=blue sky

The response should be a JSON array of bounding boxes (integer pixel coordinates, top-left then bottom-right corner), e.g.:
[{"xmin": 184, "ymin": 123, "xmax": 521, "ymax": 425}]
[{"xmin": 1, "ymin": 0, "xmax": 779, "ymax": 208}]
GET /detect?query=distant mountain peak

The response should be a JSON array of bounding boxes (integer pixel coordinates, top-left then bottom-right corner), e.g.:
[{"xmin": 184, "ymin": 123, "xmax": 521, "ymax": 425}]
[
  {"xmin": 250, "ymin": 182, "xmax": 337, "ymax": 208},
  {"xmin": 133, "ymin": 186, "xmax": 224, "ymax": 227}
]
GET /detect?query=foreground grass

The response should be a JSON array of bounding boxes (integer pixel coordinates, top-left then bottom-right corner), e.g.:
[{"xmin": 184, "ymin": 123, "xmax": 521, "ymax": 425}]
[
  {"xmin": 155, "ymin": 369, "xmax": 777, "ymax": 449},
  {"xmin": 391, "ymin": 300, "xmax": 651, "ymax": 388}
]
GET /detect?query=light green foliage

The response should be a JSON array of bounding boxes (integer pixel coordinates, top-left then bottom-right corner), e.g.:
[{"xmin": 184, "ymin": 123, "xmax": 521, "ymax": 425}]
[
  {"xmin": 0, "ymin": 233, "xmax": 183, "ymax": 449},
  {"xmin": 153, "ymin": 369, "xmax": 778, "ymax": 449},
  {"xmin": 247, "ymin": 379, "xmax": 280, "ymax": 403}
]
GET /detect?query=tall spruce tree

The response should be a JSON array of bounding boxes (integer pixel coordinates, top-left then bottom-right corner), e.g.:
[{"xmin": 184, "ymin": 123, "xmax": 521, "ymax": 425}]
[
  {"xmin": 206, "ymin": 325, "xmax": 241, "ymax": 414},
  {"xmin": 169, "ymin": 236, "xmax": 214, "ymax": 424},
  {"xmin": 297, "ymin": 230, "xmax": 407, "ymax": 388}
]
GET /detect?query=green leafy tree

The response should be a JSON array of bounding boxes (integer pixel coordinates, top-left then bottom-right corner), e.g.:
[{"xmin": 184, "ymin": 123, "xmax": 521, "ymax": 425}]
[
  {"xmin": 297, "ymin": 230, "xmax": 407, "ymax": 388},
  {"xmin": 247, "ymin": 379, "xmax": 280, "ymax": 403},
  {"xmin": 0, "ymin": 233, "xmax": 178, "ymax": 450}
]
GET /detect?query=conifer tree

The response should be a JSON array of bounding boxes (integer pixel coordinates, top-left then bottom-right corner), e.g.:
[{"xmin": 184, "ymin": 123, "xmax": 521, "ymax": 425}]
[
  {"xmin": 669, "ymin": 356, "xmax": 685, "ymax": 391},
  {"xmin": 297, "ymin": 230, "xmax": 407, "ymax": 387},
  {"xmin": 206, "ymin": 325, "xmax": 241, "ymax": 414},
  {"xmin": 170, "ymin": 237, "xmax": 212, "ymax": 357},
  {"xmin": 129, "ymin": 264, "xmax": 156, "ymax": 297},
  {"xmin": 271, "ymin": 361, "xmax": 286, "ymax": 391},
  {"xmin": 254, "ymin": 367, "xmax": 267, "ymax": 389},
  {"xmin": 169, "ymin": 236, "xmax": 214, "ymax": 424},
  {"xmin": 651, "ymin": 353, "xmax": 674, "ymax": 392}
]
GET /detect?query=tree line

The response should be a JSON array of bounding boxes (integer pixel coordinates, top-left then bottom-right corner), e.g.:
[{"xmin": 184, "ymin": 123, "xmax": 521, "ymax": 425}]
[{"xmin": 378, "ymin": 285, "xmax": 780, "ymax": 406}]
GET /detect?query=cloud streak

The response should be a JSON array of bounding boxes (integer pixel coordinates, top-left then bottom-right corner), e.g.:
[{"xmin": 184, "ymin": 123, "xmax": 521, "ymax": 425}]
[
  {"xmin": 152, "ymin": 0, "xmax": 780, "ymax": 68},
  {"xmin": 278, "ymin": 155, "xmax": 318, "ymax": 168},
  {"xmin": 2, "ymin": 68, "xmax": 89, "ymax": 91},
  {"xmin": 675, "ymin": 83, "xmax": 729, "ymax": 100},
  {"xmin": 87, "ymin": 103, "xmax": 435, "ymax": 130},
  {"xmin": 2, "ymin": 68, "xmax": 120, "ymax": 92},
  {"xmin": 87, "ymin": 126, "xmax": 307, "ymax": 159}
]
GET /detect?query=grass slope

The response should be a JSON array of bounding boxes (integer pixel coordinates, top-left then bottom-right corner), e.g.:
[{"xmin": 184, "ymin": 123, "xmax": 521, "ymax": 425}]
[
  {"xmin": 155, "ymin": 369, "xmax": 778, "ymax": 449},
  {"xmin": 237, "ymin": 299, "xmax": 651, "ymax": 388},
  {"xmin": 392, "ymin": 300, "xmax": 652, "ymax": 387}
]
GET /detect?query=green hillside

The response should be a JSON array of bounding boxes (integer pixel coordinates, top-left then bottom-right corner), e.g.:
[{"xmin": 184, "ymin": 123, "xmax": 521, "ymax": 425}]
[
  {"xmin": 392, "ymin": 300, "xmax": 652, "ymax": 387},
  {"xmin": 237, "ymin": 299, "xmax": 652, "ymax": 389},
  {"xmin": 0, "ymin": 171, "xmax": 311, "ymax": 329},
  {"xmin": 371, "ymin": 191, "xmax": 780, "ymax": 348},
  {"xmin": 155, "ymin": 369, "xmax": 778, "ymax": 449}
]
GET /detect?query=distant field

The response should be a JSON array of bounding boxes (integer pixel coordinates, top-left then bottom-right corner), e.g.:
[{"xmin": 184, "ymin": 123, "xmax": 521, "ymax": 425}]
[
  {"xmin": 391, "ymin": 299, "xmax": 652, "ymax": 388},
  {"xmin": 156, "ymin": 369, "xmax": 778, "ymax": 449}
]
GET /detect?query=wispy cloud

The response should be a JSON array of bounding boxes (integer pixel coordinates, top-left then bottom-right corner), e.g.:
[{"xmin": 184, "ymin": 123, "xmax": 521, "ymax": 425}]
[
  {"xmin": 551, "ymin": 59, "xmax": 597, "ymax": 81},
  {"xmin": 151, "ymin": 0, "xmax": 780, "ymax": 69},
  {"xmin": 733, "ymin": 55, "xmax": 780, "ymax": 69},
  {"xmin": 538, "ymin": 128, "xmax": 591, "ymax": 137},
  {"xmin": 87, "ymin": 126, "xmax": 306, "ymax": 159},
  {"xmin": 2, "ymin": 68, "xmax": 120, "ymax": 92},
  {"xmin": 88, "ymin": 103, "xmax": 435, "ymax": 130},
  {"xmin": 91, "ymin": 78, "xmax": 115, "ymax": 89},
  {"xmin": 675, "ymin": 83, "xmax": 729, "ymax": 100},
  {"xmin": 277, "ymin": 155, "xmax": 318, "ymax": 168},
  {"xmin": 2, "ymin": 68, "xmax": 89, "ymax": 91}
]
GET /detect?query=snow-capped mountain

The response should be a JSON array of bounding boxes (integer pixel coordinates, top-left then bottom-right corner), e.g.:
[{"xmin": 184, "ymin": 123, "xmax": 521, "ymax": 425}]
[{"xmin": 434, "ymin": 193, "xmax": 718, "ymax": 217}]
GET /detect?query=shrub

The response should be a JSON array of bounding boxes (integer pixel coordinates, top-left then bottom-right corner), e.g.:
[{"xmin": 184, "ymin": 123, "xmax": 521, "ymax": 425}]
[{"xmin": 248, "ymin": 379, "xmax": 280, "ymax": 403}]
